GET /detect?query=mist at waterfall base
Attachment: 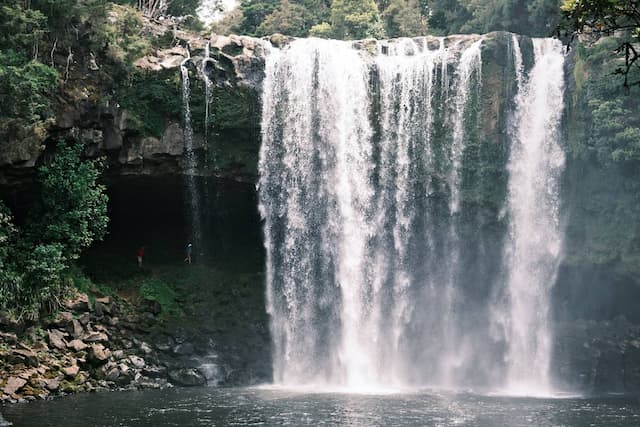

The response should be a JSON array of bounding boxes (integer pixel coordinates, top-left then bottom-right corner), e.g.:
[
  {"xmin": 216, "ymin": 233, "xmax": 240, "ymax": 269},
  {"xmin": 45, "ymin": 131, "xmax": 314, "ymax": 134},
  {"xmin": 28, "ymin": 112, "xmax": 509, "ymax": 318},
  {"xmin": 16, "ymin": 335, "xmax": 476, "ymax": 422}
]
[{"xmin": 259, "ymin": 35, "xmax": 566, "ymax": 396}]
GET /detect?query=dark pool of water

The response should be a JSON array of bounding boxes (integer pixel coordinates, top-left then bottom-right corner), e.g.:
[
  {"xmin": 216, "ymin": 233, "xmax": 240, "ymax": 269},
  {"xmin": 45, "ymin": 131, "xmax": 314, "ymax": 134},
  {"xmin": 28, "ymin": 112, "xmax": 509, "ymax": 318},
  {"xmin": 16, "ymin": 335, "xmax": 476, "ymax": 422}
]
[{"xmin": 2, "ymin": 387, "xmax": 640, "ymax": 426}]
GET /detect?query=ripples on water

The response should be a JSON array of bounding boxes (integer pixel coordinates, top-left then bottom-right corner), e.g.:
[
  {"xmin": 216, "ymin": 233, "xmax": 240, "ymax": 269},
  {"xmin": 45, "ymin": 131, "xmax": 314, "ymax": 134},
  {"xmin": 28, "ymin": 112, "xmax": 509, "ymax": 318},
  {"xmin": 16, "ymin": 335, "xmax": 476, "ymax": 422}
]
[{"xmin": 2, "ymin": 387, "xmax": 640, "ymax": 426}]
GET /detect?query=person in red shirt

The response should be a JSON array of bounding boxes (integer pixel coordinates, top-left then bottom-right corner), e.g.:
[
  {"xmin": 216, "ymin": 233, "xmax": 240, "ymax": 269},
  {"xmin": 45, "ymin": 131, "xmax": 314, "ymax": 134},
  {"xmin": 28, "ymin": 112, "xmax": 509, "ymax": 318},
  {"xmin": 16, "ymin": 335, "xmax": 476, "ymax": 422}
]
[{"xmin": 137, "ymin": 246, "xmax": 145, "ymax": 268}]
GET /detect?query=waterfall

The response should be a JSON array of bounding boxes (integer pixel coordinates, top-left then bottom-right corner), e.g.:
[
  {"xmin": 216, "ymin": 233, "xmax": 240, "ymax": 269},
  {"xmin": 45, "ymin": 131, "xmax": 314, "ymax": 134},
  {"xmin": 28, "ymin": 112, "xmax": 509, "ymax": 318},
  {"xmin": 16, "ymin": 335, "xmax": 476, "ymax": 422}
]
[
  {"xmin": 259, "ymin": 34, "xmax": 566, "ymax": 392},
  {"xmin": 180, "ymin": 57, "xmax": 203, "ymax": 252},
  {"xmin": 499, "ymin": 36, "xmax": 566, "ymax": 395}
]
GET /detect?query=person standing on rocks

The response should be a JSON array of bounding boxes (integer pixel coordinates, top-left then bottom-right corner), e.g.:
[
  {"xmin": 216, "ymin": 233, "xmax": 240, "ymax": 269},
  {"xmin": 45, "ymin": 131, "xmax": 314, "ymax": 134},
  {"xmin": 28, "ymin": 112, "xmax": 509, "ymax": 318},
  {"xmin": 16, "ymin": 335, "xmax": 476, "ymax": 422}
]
[
  {"xmin": 184, "ymin": 243, "xmax": 192, "ymax": 265},
  {"xmin": 137, "ymin": 246, "xmax": 145, "ymax": 268}
]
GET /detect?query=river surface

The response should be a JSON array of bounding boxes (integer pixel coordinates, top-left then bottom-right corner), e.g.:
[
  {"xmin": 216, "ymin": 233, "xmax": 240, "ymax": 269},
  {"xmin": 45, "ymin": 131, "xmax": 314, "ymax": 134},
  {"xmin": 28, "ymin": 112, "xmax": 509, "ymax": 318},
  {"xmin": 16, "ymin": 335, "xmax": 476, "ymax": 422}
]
[{"xmin": 2, "ymin": 387, "xmax": 640, "ymax": 426}]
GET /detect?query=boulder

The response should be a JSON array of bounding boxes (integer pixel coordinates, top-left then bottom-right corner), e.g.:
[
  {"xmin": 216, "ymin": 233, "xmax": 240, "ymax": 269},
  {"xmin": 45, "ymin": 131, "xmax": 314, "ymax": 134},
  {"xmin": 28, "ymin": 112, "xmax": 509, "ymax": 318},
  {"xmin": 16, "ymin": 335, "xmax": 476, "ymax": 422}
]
[
  {"xmin": 139, "ymin": 342, "xmax": 153, "ymax": 355},
  {"xmin": 67, "ymin": 319, "xmax": 84, "ymax": 339},
  {"xmin": 105, "ymin": 367, "xmax": 120, "ymax": 382},
  {"xmin": 82, "ymin": 331, "xmax": 108, "ymax": 343},
  {"xmin": 63, "ymin": 365, "xmax": 80, "ymax": 378},
  {"xmin": 47, "ymin": 329, "xmax": 68, "ymax": 350},
  {"xmin": 142, "ymin": 365, "xmax": 167, "ymax": 379},
  {"xmin": 41, "ymin": 378, "xmax": 60, "ymax": 391},
  {"xmin": 77, "ymin": 312, "xmax": 91, "ymax": 326},
  {"xmin": 129, "ymin": 355, "xmax": 146, "ymax": 369},
  {"xmin": 67, "ymin": 339, "xmax": 88, "ymax": 352},
  {"xmin": 11, "ymin": 349, "xmax": 39, "ymax": 367},
  {"xmin": 0, "ymin": 331, "xmax": 18, "ymax": 345},
  {"xmin": 95, "ymin": 296, "xmax": 112, "ymax": 305},
  {"xmin": 2, "ymin": 377, "xmax": 27, "ymax": 395},
  {"xmin": 52, "ymin": 311, "xmax": 73, "ymax": 327},
  {"xmin": 65, "ymin": 294, "xmax": 90, "ymax": 312},
  {"xmin": 154, "ymin": 334, "xmax": 175, "ymax": 352},
  {"xmin": 168, "ymin": 368, "xmax": 206, "ymax": 387},
  {"xmin": 89, "ymin": 343, "xmax": 111, "ymax": 365}
]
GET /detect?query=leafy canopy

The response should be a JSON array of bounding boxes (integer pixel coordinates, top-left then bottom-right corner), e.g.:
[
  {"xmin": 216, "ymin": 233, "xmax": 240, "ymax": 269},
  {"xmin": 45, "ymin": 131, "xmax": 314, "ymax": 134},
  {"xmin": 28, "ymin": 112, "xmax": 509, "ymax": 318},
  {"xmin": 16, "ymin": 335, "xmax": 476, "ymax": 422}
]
[{"xmin": 0, "ymin": 142, "xmax": 109, "ymax": 320}]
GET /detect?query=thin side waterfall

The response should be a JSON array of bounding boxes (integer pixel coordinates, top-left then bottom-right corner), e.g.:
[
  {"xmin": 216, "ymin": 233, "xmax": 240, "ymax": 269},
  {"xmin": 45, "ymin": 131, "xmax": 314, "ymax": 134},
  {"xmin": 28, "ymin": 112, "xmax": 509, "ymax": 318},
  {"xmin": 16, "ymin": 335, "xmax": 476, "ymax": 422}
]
[
  {"xmin": 499, "ymin": 36, "xmax": 566, "ymax": 395},
  {"xmin": 202, "ymin": 42, "xmax": 214, "ymax": 150},
  {"xmin": 180, "ymin": 56, "xmax": 203, "ymax": 252}
]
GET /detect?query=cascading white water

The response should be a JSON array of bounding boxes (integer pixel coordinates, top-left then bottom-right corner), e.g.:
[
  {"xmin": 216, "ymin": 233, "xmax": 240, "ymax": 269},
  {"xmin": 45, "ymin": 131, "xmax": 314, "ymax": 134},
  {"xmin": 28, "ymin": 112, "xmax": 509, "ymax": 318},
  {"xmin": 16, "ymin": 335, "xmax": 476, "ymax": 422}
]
[
  {"xmin": 499, "ymin": 36, "xmax": 566, "ymax": 395},
  {"xmin": 259, "ymin": 34, "xmax": 566, "ymax": 393},
  {"xmin": 260, "ymin": 37, "xmax": 490, "ymax": 388},
  {"xmin": 202, "ymin": 42, "xmax": 214, "ymax": 148},
  {"xmin": 180, "ymin": 57, "xmax": 203, "ymax": 249}
]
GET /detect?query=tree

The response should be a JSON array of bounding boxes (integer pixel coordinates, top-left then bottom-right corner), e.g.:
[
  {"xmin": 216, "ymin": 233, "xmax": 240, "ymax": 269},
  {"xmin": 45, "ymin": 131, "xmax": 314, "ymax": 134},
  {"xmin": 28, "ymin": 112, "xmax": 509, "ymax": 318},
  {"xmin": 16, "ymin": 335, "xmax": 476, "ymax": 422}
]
[
  {"xmin": 34, "ymin": 142, "xmax": 109, "ymax": 259},
  {"xmin": 382, "ymin": 0, "xmax": 427, "ymax": 37},
  {"xmin": 330, "ymin": 0, "xmax": 386, "ymax": 39},
  {"xmin": 237, "ymin": 0, "xmax": 280, "ymax": 35},
  {"xmin": 0, "ymin": 142, "xmax": 109, "ymax": 320},
  {"xmin": 561, "ymin": 0, "xmax": 640, "ymax": 87},
  {"xmin": 257, "ymin": 0, "xmax": 312, "ymax": 36}
]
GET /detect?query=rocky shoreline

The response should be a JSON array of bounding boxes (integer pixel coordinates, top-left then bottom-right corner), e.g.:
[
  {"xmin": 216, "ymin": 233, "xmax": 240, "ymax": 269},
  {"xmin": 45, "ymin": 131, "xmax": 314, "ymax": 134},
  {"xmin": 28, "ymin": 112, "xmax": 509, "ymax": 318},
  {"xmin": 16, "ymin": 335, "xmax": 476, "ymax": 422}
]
[{"xmin": 0, "ymin": 291, "xmax": 216, "ymax": 404}]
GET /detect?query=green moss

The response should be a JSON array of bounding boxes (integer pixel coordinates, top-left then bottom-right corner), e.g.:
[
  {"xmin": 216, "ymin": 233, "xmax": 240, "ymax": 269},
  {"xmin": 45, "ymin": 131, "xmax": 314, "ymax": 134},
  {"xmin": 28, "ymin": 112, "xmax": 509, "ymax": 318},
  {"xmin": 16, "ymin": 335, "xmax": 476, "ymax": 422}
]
[{"xmin": 212, "ymin": 86, "xmax": 261, "ymax": 130}]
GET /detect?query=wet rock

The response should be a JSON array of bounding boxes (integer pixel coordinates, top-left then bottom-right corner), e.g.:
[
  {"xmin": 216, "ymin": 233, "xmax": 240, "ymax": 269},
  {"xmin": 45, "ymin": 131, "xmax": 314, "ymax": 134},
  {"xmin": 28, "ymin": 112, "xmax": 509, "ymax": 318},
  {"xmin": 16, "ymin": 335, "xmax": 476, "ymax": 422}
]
[
  {"xmin": 105, "ymin": 367, "xmax": 120, "ymax": 382},
  {"xmin": 168, "ymin": 368, "xmax": 206, "ymax": 386},
  {"xmin": 139, "ymin": 342, "xmax": 152, "ymax": 355},
  {"xmin": 112, "ymin": 350, "xmax": 125, "ymax": 360},
  {"xmin": 129, "ymin": 355, "xmax": 146, "ymax": 369},
  {"xmin": 47, "ymin": 329, "xmax": 68, "ymax": 350},
  {"xmin": 173, "ymin": 343, "xmax": 194, "ymax": 356},
  {"xmin": 142, "ymin": 365, "xmax": 167, "ymax": 379},
  {"xmin": 154, "ymin": 334, "xmax": 175, "ymax": 352}
]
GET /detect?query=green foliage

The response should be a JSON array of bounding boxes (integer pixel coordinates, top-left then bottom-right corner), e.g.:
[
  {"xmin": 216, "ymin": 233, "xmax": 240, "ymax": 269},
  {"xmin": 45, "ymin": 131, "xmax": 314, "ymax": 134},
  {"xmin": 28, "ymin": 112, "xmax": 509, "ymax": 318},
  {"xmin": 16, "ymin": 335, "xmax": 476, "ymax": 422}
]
[
  {"xmin": 0, "ymin": 3, "xmax": 47, "ymax": 50},
  {"xmin": 237, "ymin": 0, "xmax": 280, "ymax": 35},
  {"xmin": 0, "ymin": 142, "xmax": 109, "ymax": 320},
  {"xmin": 257, "ymin": 0, "xmax": 312, "ymax": 37},
  {"xmin": 167, "ymin": 0, "xmax": 200, "ymax": 16},
  {"xmin": 561, "ymin": 0, "xmax": 640, "ymax": 87},
  {"xmin": 428, "ymin": 0, "xmax": 561, "ymax": 36},
  {"xmin": 310, "ymin": 21, "xmax": 333, "ymax": 37},
  {"xmin": 568, "ymin": 39, "xmax": 640, "ymax": 162},
  {"xmin": 34, "ymin": 143, "xmax": 109, "ymax": 258},
  {"xmin": 140, "ymin": 277, "xmax": 182, "ymax": 317},
  {"xmin": 382, "ymin": 0, "xmax": 427, "ymax": 38},
  {"xmin": 329, "ymin": 0, "xmax": 385, "ymax": 39},
  {"xmin": 117, "ymin": 69, "xmax": 182, "ymax": 137},
  {"xmin": 0, "ymin": 51, "xmax": 58, "ymax": 123},
  {"xmin": 92, "ymin": 4, "xmax": 152, "ymax": 68}
]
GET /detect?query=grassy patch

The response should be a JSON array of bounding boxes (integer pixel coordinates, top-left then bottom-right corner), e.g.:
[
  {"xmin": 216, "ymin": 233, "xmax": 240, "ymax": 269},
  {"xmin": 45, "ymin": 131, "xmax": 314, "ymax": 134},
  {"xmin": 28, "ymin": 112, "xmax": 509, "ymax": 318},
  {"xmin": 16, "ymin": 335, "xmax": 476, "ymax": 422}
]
[{"xmin": 139, "ymin": 277, "xmax": 182, "ymax": 318}]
